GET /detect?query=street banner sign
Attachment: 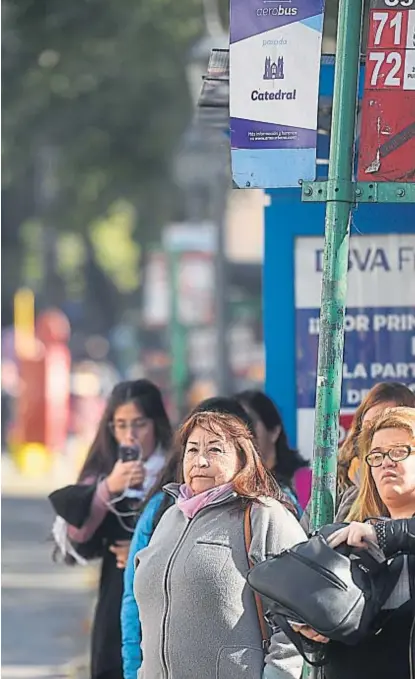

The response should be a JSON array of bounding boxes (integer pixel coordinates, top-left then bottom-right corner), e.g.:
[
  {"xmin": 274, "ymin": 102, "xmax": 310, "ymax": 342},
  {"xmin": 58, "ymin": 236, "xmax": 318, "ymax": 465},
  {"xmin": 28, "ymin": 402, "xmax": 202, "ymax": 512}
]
[
  {"xmin": 229, "ymin": 0, "xmax": 325, "ymax": 189},
  {"xmin": 358, "ymin": 0, "xmax": 415, "ymax": 182},
  {"xmin": 295, "ymin": 233, "xmax": 415, "ymax": 461}
]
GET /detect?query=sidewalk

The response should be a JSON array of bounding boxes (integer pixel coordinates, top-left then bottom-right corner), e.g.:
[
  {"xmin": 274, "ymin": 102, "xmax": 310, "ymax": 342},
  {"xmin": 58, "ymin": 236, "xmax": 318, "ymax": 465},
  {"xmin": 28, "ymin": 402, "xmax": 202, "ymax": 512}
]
[
  {"xmin": 1, "ymin": 655, "xmax": 89, "ymax": 679},
  {"xmin": 2, "ymin": 493, "xmax": 97, "ymax": 679}
]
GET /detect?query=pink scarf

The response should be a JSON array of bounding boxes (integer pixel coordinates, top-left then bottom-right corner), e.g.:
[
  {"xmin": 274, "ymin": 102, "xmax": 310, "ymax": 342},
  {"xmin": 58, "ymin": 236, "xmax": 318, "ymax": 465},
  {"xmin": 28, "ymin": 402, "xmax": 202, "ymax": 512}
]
[{"xmin": 177, "ymin": 482, "xmax": 234, "ymax": 519}]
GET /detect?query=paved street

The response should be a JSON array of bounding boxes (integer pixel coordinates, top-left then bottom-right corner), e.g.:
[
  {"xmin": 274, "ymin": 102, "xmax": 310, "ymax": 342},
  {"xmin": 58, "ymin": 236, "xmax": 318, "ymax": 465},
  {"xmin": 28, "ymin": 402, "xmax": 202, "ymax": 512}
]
[{"xmin": 2, "ymin": 495, "xmax": 97, "ymax": 678}]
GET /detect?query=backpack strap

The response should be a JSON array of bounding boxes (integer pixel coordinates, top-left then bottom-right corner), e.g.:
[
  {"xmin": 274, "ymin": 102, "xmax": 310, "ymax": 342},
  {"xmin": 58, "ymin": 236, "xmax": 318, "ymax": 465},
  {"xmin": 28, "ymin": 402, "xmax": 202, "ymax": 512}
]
[
  {"xmin": 244, "ymin": 505, "xmax": 269, "ymax": 649},
  {"xmin": 267, "ymin": 612, "xmax": 327, "ymax": 667}
]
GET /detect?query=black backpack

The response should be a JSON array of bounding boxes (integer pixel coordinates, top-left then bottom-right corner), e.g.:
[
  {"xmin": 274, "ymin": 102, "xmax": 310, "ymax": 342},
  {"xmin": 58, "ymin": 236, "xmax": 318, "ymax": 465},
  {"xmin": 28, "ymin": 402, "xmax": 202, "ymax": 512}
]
[{"xmin": 247, "ymin": 523, "xmax": 403, "ymax": 666}]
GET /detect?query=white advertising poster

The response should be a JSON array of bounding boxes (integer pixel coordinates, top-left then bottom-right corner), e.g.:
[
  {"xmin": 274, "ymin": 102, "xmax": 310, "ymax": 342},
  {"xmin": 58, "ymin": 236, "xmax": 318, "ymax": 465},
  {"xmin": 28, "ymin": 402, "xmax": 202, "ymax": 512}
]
[
  {"xmin": 295, "ymin": 234, "xmax": 415, "ymax": 461},
  {"xmin": 230, "ymin": 0, "xmax": 325, "ymax": 188}
]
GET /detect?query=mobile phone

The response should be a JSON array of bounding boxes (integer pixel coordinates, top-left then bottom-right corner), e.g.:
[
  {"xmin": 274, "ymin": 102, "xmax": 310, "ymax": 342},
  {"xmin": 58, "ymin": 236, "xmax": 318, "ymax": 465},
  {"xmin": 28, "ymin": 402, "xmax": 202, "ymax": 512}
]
[{"xmin": 119, "ymin": 445, "xmax": 141, "ymax": 463}]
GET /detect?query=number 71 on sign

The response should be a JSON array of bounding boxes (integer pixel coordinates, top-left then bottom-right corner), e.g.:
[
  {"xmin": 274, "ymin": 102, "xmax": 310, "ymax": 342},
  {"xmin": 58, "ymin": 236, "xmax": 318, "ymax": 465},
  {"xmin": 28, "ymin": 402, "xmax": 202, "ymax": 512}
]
[
  {"xmin": 357, "ymin": 0, "xmax": 415, "ymax": 182},
  {"xmin": 367, "ymin": 6, "xmax": 415, "ymax": 90}
]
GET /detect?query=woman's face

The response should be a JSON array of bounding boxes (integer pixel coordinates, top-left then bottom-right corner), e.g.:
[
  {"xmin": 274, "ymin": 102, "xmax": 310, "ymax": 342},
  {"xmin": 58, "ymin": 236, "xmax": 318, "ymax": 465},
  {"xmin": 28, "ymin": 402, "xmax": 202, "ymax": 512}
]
[
  {"xmin": 111, "ymin": 401, "xmax": 156, "ymax": 460},
  {"xmin": 183, "ymin": 425, "xmax": 242, "ymax": 494},
  {"xmin": 347, "ymin": 401, "xmax": 401, "ymax": 484},
  {"xmin": 370, "ymin": 427, "xmax": 415, "ymax": 510}
]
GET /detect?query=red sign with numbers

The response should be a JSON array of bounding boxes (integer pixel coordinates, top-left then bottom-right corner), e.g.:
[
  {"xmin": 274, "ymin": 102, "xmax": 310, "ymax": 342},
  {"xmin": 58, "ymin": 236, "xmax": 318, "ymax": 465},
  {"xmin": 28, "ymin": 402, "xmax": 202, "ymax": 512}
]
[{"xmin": 358, "ymin": 0, "xmax": 415, "ymax": 182}]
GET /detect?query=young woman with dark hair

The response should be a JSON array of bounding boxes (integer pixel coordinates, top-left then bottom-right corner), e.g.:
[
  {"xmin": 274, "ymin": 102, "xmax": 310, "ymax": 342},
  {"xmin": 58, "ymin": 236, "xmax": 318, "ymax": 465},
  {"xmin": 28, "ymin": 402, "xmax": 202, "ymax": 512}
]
[
  {"xmin": 50, "ymin": 379, "xmax": 172, "ymax": 679},
  {"xmin": 235, "ymin": 390, "xmax": 307, "ymax": 516}
]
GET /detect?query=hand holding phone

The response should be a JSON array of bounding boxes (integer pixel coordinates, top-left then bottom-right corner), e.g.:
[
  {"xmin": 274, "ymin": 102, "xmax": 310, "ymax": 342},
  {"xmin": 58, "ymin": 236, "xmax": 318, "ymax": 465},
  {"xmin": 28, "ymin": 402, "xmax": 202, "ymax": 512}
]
[
  {"xmin": 119, "ymin": 445, "xmax": 144, "ymax": 492},
  {"xmin": 107, "ymin": 458, "xmax": 144, "ymax": 493}
]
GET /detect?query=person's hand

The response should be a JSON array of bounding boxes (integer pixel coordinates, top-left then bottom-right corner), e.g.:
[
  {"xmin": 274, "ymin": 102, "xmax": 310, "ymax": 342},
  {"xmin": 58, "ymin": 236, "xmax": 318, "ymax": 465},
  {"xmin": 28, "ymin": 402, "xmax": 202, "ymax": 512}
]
[
  {"xmin": 327, "ymin": 522, "xmax": 377, "ymax": 550},
  {"xmin": 291, "ymin": 624, "xmax": 329, "ymax": 644},
  {"xmin": 109, "ymin": 540, "xmax": 131, "ymax": 569},
  {"xmin": 106, "ymin": 459, "xmax": 145, "ymax": 493}
]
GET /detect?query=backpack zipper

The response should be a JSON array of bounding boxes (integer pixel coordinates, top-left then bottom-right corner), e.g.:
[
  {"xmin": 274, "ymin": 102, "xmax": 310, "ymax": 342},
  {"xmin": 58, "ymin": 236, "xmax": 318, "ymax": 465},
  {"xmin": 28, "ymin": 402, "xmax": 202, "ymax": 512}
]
[{"xmin": 290, "ymin": 551, "xmax": 348, "ymax": 591}]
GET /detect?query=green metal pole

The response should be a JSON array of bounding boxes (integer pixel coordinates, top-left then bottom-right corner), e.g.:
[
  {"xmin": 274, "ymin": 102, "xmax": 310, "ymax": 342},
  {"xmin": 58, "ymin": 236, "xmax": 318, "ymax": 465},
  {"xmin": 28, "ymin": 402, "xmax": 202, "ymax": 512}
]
[
  {"xmin": 309, "ymin": 0, "xmax": 364, "ymax": 535},
  {"xmin": 169, "ymin": 251, "xmax": 188, "ymax": 421},
  {"xmin": 305, "ymin": 3, "xmax": 364, "ymax": 677}
]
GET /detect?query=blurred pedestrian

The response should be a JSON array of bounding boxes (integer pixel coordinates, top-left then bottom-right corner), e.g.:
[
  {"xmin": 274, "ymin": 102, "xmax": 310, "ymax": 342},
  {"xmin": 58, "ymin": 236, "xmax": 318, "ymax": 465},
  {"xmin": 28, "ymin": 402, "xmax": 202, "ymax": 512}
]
[
  {"xmin": 134, "ymin": 407, "xmax": 306, "ymax": 679},
  {"xmin": 300, "ymin": 381, "xmax": 415, "ymax": 533},
  {"xmin": 50, "ymin": 379, "xmax": 172, "ymax": 679},
  {"xmin": 121, "ymin": 396, "xmax": 256, "ymax": 679},
  {"xmin": 235, "ymin": 390, "xmax": 307, "ymax": 516}
]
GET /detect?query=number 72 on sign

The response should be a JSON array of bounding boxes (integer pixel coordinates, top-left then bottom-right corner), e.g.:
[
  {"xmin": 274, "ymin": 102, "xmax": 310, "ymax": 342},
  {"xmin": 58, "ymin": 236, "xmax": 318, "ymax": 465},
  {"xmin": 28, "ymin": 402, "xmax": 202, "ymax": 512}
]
[{"xmin": 366, "ymin": 2, "xmax": 415, "ymax": 90}]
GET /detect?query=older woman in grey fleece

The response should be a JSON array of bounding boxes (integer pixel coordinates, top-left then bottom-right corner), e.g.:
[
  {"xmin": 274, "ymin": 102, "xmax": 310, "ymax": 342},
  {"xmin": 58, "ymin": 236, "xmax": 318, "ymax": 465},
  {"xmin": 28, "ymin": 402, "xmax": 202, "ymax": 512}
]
[{"xmin": 133, "ymin": 408, "xmax": 306, "ymax": 679}]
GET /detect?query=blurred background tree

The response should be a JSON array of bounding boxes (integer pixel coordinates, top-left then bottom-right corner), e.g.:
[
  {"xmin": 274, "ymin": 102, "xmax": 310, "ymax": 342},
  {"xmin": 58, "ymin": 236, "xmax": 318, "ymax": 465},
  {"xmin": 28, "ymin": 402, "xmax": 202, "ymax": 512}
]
[
  {"xmin": 2, "ymin": 0, "xmax": 360, "ymax": 334},
  {"xmin": 2, "ymin": 0, "xmax": 224, "ymax": 329}
]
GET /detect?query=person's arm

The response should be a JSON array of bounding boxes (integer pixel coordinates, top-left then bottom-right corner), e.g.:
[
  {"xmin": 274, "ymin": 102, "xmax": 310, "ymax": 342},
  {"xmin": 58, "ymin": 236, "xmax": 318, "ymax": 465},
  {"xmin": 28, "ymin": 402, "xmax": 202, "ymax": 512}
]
[
  {"xmin": 327, "ymin": 518, "xmax": 415, "ymax": 558},
  {"xmin": 121, "ymin": 492, "xmax": 164, "ymax": 679},
  {"xmin": 379, "ymin": 517, "xmax": 415, "ymax": 558},
  {"xmin": 249, "ymin": 500, "xmax": 307, "ymax": 679},
  {"xmin": 66, "ymin": 478, "xmax": 110, "ymax": 543},
  {"xmin": 67, "ymin": 460, "xmax": 143, "ymax": 544},
  {"xmin": 334, "ymin": 484, "xmax": 359, "ymax": 523}
]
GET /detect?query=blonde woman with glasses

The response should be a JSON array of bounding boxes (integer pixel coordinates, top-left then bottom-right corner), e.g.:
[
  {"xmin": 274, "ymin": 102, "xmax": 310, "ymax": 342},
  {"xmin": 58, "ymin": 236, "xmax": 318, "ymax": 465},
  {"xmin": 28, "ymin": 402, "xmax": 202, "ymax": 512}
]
[{"xmin": 294, "ymin": 406, "xmax": 415, "ymax": 679}]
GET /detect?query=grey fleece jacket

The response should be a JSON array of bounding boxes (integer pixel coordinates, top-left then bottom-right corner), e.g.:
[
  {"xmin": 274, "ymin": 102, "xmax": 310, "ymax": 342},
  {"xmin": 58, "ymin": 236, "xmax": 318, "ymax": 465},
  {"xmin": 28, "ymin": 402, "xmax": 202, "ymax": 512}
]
[{"xmin": 133, "ymin": 484, "xmax": 306, "ymax": 679}]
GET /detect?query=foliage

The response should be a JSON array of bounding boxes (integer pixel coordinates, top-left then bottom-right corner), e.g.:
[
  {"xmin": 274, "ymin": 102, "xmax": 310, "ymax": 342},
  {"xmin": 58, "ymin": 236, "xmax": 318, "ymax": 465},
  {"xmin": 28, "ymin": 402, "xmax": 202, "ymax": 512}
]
[{"xmin": 2, "ymin": 0, "xmax": 206, "ymax": 324}]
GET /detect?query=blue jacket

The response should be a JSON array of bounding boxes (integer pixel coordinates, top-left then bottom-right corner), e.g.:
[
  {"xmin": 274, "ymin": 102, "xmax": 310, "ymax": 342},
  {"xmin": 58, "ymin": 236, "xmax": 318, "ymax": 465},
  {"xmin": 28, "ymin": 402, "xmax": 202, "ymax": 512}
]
[
  {"xmin": 280, "ymin": 484, "xmax": 303, "ymax": 519},
  {"xmin": 121, "ymin": 491, "xmax": 166, "ymax": 679}
]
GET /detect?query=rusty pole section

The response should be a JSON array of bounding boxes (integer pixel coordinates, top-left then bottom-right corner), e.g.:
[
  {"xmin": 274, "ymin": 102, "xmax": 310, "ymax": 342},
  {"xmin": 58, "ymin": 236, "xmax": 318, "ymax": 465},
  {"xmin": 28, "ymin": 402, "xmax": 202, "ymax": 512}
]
[{"xmin": 309, "ymin": 0, "xmax": 364, "ymax": 535}]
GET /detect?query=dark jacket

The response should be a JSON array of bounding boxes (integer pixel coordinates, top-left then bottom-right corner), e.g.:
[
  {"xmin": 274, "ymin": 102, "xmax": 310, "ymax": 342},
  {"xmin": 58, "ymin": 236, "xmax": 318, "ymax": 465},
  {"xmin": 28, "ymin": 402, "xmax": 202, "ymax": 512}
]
[
  {"xmin": 324, "ymin": 517, "xmax": 415, "ymax": 679},
  {"xmin": 383, "ymin": 517, "xmax": 415, "ymax": 558},
  {"xmin": 50, "ymin": 482, "xmax": 139, "ymax": 679}
]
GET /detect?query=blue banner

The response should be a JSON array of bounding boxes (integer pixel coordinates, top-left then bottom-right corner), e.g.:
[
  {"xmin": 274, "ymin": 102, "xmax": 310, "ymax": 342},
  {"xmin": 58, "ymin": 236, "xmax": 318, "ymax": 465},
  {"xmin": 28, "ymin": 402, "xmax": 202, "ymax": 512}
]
[{"xmin": 297, "ymin": 306, "xmax": 415, "ymax": 409}]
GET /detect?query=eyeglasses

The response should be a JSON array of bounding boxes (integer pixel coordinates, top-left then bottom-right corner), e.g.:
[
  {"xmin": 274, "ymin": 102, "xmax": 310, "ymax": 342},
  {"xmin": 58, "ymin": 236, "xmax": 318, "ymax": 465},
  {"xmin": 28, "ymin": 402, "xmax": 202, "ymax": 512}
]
[
  {"xmin": 109, "ymin": 419, "xmax": 150, "ymax": 434},
  {"xmin": 365, "ymin": 446, "xmax": 415, "ymax": 468}
]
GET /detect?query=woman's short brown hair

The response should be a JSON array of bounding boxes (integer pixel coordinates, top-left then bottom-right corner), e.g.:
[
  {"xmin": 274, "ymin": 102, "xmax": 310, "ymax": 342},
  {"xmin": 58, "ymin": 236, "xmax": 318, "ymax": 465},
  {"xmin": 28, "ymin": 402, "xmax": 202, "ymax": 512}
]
[
  {"xmin": 347, "ymin": 407, "xmax": 415, "ymax": 522},
  {"xmin": 177, "ymin": 410, "xmax": 289, "ymax": 505}
]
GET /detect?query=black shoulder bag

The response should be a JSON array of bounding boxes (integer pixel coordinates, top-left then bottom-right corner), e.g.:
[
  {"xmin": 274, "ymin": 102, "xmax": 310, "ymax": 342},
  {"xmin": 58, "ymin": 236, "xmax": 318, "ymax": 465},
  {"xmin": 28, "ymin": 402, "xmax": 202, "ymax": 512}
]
[{"xmin": 246, "ymin": 523, "xmax": 402, "ymax": 666}]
